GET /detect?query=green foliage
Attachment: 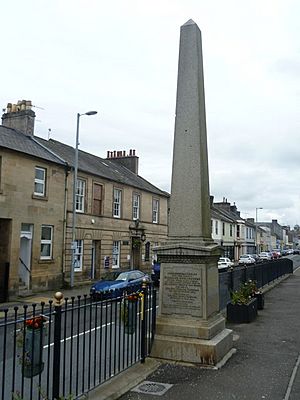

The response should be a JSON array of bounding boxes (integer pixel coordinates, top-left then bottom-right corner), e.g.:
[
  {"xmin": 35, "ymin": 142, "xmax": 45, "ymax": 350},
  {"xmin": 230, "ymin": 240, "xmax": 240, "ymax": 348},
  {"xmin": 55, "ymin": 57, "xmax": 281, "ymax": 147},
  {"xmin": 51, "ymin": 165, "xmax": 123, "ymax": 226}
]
[
  {"xmin": 13, "ymin": 390, "xmax": 74, "ymax": 400},
  {"xmin": 230, "ymin": 279, "xmax": 259, "ymax": 305}
]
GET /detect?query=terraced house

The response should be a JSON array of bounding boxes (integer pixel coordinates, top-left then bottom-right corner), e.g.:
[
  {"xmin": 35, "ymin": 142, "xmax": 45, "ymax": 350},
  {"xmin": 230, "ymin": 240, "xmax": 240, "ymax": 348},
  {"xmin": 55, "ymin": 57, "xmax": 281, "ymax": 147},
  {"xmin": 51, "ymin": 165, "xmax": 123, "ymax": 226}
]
[
  {"xmin": 0, "ymin": 101, "xmax": 168, "ymax": 300},
  {"xmin": 211, "ymin": 198, "xmax": 256, "ymax": 260}
]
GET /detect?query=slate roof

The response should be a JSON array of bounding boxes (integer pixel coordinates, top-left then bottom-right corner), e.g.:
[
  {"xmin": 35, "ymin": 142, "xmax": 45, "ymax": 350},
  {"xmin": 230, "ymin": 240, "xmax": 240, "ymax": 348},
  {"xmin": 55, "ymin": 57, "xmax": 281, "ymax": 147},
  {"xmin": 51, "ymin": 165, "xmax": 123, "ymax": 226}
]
[
  {"xmin": 212, "ymin": 204, "xmax": 237, "ymax": 223},
  {"xmin": 35, "ymin": 138, "xmax": 169, "ymax": 197},
  {"xmin": 0, "ymin": 126, "xmax": 66, "ymax": 166},
  {"xmin": 0, "ymin": 125, "xmax": 168, "ymax": 197}
]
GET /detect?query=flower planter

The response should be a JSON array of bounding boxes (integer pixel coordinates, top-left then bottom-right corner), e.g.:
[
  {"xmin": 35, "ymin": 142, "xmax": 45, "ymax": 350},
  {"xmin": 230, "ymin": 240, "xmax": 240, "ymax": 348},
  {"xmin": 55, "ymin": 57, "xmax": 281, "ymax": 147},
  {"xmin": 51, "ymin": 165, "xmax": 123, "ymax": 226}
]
[
  {"xmin": 254, "ymin": 292, "xmax": 265, "ymax": 310},
  {"xmin": 227, "ymin": 297, "xmax": 258, "ymax": 323},
  {"xmin": 16, "ymin": 316, "xmax": 46, "ymax": 378},
  {"xmin": 122, "ymin": 298, "xmax": 138, "ymax": 334},
  {"xmin": 23, "ymin": 327, "xmax": 44, "ymax": 378}
]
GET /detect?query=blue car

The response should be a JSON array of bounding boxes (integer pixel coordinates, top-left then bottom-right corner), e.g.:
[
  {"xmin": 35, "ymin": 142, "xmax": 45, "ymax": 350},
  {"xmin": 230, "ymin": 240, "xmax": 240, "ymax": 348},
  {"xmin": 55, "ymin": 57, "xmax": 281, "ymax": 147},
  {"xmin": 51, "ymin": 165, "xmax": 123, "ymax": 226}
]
[{"xmin": 90, "ymin": 269, "xmax": 149, "ymax": 300}]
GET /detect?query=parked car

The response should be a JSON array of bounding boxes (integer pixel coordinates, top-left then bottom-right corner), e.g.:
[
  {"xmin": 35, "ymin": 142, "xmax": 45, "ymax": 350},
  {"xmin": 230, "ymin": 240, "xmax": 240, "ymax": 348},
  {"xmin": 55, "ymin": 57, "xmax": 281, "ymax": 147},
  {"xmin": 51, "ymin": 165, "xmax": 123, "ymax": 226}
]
[
  {"xmin": 238, "ymin": 254, "xmax": 256, "ymax": 265},
  {"xmin": 293, "ymin": 249, "xmax": 300, "ymax": 255},
  {"xmin": 249, "ymin": 254, "xmax": 261, "ymax": 263},
  {"xmin": 258, "ymin": 252, "xmax": 272, "ymax": 261},
  {"xmin": 218, "ymin": 257, "xmax": 234, "ymax": 270},
  {"xmin": 271, "ymin": 249, "xmax": 281, "ymax": 259},
  {"xmin": 151, "ymin": 262, "xmax": 161, "ymax": 286},
  {"xmin": 90, "ymin": 269, "xmax": 150, "ymax": 300}
]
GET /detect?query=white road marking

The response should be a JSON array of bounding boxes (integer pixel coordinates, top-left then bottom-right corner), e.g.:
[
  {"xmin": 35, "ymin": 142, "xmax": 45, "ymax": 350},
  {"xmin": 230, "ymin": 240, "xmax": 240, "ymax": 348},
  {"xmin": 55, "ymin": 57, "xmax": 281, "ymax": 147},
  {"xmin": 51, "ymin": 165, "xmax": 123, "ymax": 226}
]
[
  {"xmin": 43, "ymin": 322, "xmax": 115, "ymax": 349},
  {"xmin": 283, "ymin": 353, "xmax": 300, "ymax": 400}
]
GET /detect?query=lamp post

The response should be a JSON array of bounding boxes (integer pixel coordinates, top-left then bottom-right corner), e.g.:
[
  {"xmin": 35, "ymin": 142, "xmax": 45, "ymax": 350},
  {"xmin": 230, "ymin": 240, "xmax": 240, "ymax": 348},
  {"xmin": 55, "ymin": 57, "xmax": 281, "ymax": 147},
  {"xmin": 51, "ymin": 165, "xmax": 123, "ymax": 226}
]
[
  {"xmin": 255, "ymin": 207, "xmax": 263, "ymax": 223},
  {"xmin": 70, "ymin": 111, "xmax": 97, "ymax": 288},
  {"xmin": 255, "ymin": 207, "xmax": 263, "ymax": 255}
]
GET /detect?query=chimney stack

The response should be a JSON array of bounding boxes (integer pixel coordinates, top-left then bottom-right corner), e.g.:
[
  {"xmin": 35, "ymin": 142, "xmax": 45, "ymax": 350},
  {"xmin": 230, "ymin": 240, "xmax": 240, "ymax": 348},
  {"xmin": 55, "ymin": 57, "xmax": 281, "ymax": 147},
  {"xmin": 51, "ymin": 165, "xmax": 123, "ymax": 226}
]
[
  {"xmin": 2, "ymin": 100, "xmax": 35, "ymax": 136},
  {"xmin": 106, "ymin": 149, "xmax": 139, "ymax": 174}
]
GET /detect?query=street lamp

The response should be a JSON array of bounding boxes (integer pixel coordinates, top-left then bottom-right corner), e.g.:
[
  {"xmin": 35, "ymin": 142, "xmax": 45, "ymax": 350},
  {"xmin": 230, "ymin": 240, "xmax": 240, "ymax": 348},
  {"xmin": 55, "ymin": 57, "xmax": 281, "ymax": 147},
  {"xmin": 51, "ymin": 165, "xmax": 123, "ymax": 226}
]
[
  {"xmin": 255, "ymin": 207, "xmax": 263, "ymax": 255},
  {"xmin": 255, "ymin": 207, "xmax": 263, "ymax": 223},
  {"xmin": 70, "ymin": 111, "xmax": 97, "ymax": 288}
]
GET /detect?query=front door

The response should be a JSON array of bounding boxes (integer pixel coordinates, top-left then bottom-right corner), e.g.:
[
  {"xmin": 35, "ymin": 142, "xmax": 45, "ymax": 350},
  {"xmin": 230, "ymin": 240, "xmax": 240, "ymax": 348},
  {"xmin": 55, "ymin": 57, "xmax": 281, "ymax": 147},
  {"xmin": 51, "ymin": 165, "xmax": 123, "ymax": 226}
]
[
  {"xmin": 131, "ymin": 237, "xmax": 141, "ymax": 269},
  {"xmin": 19, "ymin": 224, "xmax": 33, "ymax": 289},
  {"xmin": 0, "ymin": 218, "xmax": 11, "ymax": 302},
  {"xmin": 91, "ymin": 240, "xmax": 101, "ymax": 279}
]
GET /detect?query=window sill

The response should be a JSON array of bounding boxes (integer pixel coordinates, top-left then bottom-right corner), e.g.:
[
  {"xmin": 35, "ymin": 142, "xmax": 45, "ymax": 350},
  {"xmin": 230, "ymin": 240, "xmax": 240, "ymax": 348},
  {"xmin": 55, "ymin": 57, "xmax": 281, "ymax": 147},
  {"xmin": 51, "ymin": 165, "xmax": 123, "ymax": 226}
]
[
  {"xmin": 32, "ymin": 194, "xmax": 48, "ymax": 201},
  {"xmin": 38, "ymin": 259, "xmax": 55, "ymax": 264}
]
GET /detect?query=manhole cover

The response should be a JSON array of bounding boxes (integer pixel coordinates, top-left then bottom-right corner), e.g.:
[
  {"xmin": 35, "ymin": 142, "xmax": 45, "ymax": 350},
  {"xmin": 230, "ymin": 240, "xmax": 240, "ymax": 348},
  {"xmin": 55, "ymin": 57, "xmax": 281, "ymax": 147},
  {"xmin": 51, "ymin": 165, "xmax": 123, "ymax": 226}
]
[{"xmin": 131, "ymin": 381, "xmax": 173, "ymax": 396}]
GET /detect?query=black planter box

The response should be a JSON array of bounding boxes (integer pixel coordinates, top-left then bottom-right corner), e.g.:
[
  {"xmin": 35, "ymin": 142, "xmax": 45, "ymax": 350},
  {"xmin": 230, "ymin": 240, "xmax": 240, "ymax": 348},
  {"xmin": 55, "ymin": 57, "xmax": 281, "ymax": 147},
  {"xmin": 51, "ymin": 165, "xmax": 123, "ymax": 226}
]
[
  {"xmin": 227, "ymin": 297, "xmax": 258, "ymax": 323},
  {"xmin": 254, "ymin": 292, "xmax": 265, "ymax": 310}
]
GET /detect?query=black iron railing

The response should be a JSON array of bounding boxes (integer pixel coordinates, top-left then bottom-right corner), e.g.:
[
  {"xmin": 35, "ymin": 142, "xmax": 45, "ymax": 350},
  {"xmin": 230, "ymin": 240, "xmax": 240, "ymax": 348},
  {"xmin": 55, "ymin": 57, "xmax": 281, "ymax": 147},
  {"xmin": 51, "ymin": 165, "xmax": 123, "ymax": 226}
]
[
  {"xmin": 219, "ymin": 258, "xmax": 293, "ymax": 310},
  {"xmin": 0, "ymin": 284, "xmax": 156, "ymax": 400}
]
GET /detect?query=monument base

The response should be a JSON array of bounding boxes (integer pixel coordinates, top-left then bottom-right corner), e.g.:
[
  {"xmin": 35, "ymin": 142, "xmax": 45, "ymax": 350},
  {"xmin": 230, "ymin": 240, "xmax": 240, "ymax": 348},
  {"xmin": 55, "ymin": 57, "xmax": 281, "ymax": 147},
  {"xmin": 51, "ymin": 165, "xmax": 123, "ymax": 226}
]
[
  {"xmin": 155, "ymin": 313, "xmax": 226, "ymax": 340},
  {"xmin": 151, "ymin": 327, "xmax": 233, "ymax": 366}
]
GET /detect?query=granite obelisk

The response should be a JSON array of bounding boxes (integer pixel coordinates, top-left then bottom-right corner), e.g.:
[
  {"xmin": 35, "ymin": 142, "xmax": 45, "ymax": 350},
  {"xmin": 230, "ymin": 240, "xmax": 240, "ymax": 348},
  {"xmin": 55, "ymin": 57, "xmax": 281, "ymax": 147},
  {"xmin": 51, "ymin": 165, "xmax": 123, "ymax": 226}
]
[{"xmin": 151, "ymin": 20, "xmax": 233, "ymax": 366}]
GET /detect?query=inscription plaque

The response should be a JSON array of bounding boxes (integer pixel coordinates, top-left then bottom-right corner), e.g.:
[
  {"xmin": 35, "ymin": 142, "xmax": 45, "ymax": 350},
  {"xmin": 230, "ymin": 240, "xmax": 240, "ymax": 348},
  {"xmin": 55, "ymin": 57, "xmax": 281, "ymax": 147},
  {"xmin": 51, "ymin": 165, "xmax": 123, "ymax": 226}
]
[{"xmin": 161, "ymin": 264, "xmax": 203, "ymax": 317}]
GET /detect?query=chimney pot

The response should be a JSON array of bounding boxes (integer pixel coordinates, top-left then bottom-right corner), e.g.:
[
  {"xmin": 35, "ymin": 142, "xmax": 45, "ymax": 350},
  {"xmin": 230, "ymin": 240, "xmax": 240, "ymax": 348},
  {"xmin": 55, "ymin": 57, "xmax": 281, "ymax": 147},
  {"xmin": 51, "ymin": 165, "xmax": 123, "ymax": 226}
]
[{"xmin": 2, "ymin": 99, "xmax": 35, "ymax": 135}]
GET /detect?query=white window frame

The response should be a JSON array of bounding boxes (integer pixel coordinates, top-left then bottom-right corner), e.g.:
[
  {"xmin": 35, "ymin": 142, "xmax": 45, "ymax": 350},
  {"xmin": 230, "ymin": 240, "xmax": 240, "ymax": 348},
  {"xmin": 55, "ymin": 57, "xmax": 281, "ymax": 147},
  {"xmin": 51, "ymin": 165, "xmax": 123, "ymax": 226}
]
[
  {"xmin": 40, "ymin": 225, "xmax": 53, "ymax": 260},
  {"xmin": 152, "ymin": 198, "xmax": 159, "ymax": 224},
  {"xmin": 76, "ymin": 179, "xmax": 85, "ymax": 213},
  {"xmin": 113, "ymin": 188, "xmax": 122, "ymax": 218},
  {"xmin": 132, "ymin": 193, "xmax": 140, "ymax": 220},
  {"xmin": 112, "ymin": 241, "xmax": 121, "ymax": 268},
  {"xmin": 34, "ymin": 167, "xmax": 46, "ymax": 196},
  {"xmin": 74, "ymin": 239, "xmax": 83, "ymax": 271}
]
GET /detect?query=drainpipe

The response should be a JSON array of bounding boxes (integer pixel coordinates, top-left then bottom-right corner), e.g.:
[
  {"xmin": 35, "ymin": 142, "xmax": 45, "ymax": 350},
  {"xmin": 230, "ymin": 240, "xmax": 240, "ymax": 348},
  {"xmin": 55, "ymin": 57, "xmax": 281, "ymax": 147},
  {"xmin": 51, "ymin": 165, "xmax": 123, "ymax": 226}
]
[{"xmin": 61, "ymin": 166, "xmax": 70, "ymax": 285}]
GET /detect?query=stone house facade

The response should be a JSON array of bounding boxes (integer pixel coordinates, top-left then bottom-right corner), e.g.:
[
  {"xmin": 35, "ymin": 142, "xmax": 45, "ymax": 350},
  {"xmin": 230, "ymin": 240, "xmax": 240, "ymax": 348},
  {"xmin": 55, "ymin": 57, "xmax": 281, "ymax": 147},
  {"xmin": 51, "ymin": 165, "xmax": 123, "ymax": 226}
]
[
  {"xmin": 212, "ymin": 198, "xmax": 256, "ymax": 260},
  {"xmin": 0, "ymin": 101, "xmax": 169, "ymax": 300}
]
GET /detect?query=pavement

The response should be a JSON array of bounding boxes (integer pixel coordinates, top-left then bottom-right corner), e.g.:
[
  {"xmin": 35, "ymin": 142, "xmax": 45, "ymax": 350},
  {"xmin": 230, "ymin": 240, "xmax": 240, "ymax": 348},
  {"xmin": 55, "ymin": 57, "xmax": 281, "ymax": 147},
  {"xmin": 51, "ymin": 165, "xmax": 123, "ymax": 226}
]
[
  {"xmin": 0, "ymin": 284, "xmax": 93, "ymax": 316},
  {"xmin": 1, "ymin": 267, "xmax": 300, "ymax": 400}
]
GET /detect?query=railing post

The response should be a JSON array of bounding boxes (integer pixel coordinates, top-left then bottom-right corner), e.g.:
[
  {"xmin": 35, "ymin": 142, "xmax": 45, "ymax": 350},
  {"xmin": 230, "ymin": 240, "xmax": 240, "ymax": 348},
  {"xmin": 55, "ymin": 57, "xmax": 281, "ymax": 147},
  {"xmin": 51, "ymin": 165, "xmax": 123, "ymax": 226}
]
[
  {"xmin": 151, "ymin": 287, "xmax": 157, "ymax": 348},
  {"xmin": 140, "ymin": 279, "xmax": 148, "ymax": 364},
  {"xmin": 52, "ymin": 292, "xmax": 64, "ymax": 400}
]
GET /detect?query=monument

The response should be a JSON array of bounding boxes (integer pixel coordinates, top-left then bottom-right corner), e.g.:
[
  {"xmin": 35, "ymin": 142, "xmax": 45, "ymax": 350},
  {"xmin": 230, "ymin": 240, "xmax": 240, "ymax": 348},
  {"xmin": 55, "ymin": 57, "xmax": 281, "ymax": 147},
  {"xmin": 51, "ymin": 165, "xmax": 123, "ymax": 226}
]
[{"xmin": 151, "ymin": 20, "xmax": 233, "ymax": 366}]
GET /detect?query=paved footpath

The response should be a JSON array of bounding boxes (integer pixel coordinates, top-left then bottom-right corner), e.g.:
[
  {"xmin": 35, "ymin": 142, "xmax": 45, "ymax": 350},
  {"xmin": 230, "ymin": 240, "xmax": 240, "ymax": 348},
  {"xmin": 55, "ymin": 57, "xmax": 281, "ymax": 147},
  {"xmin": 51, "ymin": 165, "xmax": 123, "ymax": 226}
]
[
  {"xmin": 117, "ymin": 267, "xmax": 300, "ymax": 400},
  {"xmin": 0, "ymin": 284, "xmax": 92, "ymax": 317}
]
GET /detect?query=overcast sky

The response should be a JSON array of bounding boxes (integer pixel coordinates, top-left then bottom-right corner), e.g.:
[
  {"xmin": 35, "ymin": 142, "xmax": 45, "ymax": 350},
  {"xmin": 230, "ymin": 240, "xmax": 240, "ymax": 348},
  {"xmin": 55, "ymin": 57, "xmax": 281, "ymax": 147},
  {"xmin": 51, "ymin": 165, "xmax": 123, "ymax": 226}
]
[{"xmin": 1, "ymin": 0, "xmax": 299, "ymax": 227}]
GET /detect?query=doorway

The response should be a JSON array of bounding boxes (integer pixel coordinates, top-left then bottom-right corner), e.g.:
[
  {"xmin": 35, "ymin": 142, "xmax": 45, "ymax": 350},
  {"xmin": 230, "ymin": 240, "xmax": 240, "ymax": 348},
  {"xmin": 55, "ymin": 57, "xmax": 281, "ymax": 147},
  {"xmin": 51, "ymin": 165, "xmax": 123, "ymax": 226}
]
[
  {"xmin": 131, "ymin": 237, "xmax": 141, "ymax": 269},
  {"xmin": 19, "ymin": 224, "xmax": 33, "ymax": 289},
  {"xmin": 0, "ymin": 218, "xmax": 11, "ymax": 302},
  {"xmin": 91, "ymin": 240, "xmax": 101, "ymax": 280}
]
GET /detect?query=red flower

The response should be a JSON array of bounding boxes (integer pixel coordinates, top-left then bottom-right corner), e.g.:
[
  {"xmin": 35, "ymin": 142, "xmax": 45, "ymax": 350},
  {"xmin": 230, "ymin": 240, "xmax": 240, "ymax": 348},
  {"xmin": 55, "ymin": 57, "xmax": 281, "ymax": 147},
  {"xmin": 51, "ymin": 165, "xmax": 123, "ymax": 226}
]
[{"xmin": 25, "ymin": 316, "xmax": 46, "ymax": 329}]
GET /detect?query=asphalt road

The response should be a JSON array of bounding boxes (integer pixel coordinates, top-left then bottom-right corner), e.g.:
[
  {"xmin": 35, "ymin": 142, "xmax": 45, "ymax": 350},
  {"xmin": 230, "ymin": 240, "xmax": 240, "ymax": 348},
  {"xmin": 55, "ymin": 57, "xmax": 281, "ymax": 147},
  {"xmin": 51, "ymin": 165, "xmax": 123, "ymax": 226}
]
[{"xmin": 0, "ymin": 299, "xmax": 150, "ymax": 399}]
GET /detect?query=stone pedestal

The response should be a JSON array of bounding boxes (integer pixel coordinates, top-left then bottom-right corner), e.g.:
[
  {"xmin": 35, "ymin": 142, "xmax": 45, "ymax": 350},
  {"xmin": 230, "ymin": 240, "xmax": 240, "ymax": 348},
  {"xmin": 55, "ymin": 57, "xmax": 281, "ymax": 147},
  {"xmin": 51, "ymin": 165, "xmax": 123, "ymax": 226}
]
[{"xmin": 151, "ymin": 244, "xmax": 233, "ymax": 366}]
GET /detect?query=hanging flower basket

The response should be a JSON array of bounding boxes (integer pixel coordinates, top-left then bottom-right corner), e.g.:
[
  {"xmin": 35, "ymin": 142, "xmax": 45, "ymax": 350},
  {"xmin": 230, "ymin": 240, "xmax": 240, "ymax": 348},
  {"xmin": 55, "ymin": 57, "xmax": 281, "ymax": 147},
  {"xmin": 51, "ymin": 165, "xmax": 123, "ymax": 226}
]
[
  {"xmin": 17, "ymin": 316, "xmax": 46, "ymax": 378},
  {"xmin": 121, "ymin": 293, "xmax": 141, "ymax": 334}
]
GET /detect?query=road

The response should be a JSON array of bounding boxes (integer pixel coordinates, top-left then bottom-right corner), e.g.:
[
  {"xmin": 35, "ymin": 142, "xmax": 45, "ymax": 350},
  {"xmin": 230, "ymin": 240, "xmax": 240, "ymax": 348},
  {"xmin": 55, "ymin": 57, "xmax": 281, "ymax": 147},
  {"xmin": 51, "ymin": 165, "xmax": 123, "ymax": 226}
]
[{"xmin": 0, "ymin": 295, "xmax": 156, "ymax": 400}]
